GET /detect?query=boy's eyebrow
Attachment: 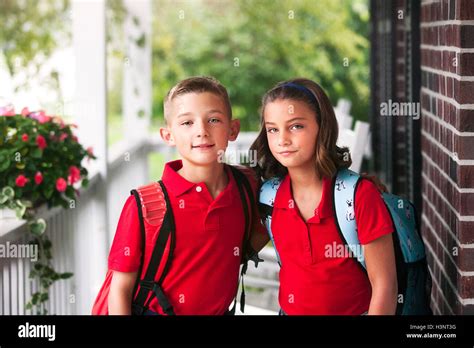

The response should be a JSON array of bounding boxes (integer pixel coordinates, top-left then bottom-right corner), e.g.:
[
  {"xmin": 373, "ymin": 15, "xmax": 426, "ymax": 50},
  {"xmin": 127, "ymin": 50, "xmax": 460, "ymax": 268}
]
[
  {"xmin": 265, "ymin": 117, "xmax": 307, "ymax": 125},
  {"xmin": 207, "ymin": 109, "xmax": 225, "ymax": 115},
  {"xmin": 177, "ymin": 112, "xmax": 192, "ymax": 118},
  {"xmin": 177, "ymin": 110, "xmax": 225, "ymax": 118}
]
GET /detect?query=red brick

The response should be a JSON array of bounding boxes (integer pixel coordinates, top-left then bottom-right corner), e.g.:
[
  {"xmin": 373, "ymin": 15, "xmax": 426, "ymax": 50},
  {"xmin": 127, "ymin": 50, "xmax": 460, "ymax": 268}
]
[
  {"xmin": 456, "ymin": 80, "xmax": 474, "ymax": 104},
  {"xmin": 457, "ymin": 109, "xmax": 474, "ymax": 132},
  {"xmin": 461, "ymin": 25, "xmax": 474, "ymax": 48},
  {"xmin": 460, "ymin": 52, "xmax": 474, "ymax": 75},
  {"xmin": 459, "ymin": 275, "xmax": 474, "ymax": 298},
  {"xmin": 458, "ymin": 164, "xmax": 474, "ymax": 187},
  {"xmin": 459, "ymin": 0, "xmax": 474, "ymax": 20},
  {"xmin": 455, "ymin": 134, "xmax": 474, "ymax": 160},
  {"xmin": 459, "ymin": 221, "xmax": 474, "ymax": 243}
]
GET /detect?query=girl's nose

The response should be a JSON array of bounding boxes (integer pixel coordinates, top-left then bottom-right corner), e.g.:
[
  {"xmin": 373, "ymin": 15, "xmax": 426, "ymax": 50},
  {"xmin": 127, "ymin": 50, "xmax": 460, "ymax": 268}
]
[{"xmin": 278, "ymin": 130, "xmax": 291, "ymax": 147}]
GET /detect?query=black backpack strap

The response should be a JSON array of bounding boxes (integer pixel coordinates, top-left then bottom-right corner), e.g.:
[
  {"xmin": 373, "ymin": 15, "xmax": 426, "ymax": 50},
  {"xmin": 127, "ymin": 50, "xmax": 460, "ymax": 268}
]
[
  {"xmin": 228, "ymin": 165, "xmax": 262, "ymax": 314},
  {"xmin": 132, "ymin": 180, "xmax": 176, "ymax": 315}
]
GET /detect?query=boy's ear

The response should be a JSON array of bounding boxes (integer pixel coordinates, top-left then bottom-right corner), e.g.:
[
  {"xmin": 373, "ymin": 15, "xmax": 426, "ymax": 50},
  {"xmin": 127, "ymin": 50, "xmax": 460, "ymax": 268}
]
[
  {"xmin": 229, "ymin": 119, "xmax": 240, "ymax": 142},
  {"xmin": 160, "ymin": 126, "xmax": 176, "ymax": 146}
]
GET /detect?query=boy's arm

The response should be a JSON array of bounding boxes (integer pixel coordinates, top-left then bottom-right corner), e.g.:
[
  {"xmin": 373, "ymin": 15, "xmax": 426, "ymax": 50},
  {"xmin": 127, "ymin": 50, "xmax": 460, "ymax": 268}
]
[
  {"xmin": 108, "ymin": 271, "xmax": 138, "ymax": 315},
  {"xmin": 364, "ymin": 233, "xmax": 398, "ymax": 315}
]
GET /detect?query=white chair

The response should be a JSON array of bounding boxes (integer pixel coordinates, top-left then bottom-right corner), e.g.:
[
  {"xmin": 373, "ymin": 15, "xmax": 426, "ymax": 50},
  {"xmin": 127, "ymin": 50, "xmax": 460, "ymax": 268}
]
[
  {"xmin": 334, "ymin": 99, "xmax": 353, "ymax": 130},
  {"xmin": 337, "ymin": 120, "xmax": 370, "ymax": 172}
]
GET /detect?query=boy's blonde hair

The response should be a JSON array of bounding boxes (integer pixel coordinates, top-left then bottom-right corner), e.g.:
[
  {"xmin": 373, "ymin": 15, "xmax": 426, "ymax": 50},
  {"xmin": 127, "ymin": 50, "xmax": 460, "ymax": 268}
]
[{"xmin": 163, "ymin": 76, "xmax": 232, "ymax": 122}]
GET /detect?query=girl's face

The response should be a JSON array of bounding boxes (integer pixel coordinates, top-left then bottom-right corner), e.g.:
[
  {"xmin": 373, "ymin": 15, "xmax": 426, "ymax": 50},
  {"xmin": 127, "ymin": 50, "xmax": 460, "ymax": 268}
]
[{"xmin": 264, "ymin": 98, "xmax": 319, "ymax": 171}]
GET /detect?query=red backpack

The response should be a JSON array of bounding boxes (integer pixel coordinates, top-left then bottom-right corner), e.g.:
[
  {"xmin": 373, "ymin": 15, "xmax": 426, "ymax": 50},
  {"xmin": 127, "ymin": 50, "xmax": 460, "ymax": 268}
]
[{"xmin": 91, "ymin": 165, "xmax": 259, "ymax": 315}]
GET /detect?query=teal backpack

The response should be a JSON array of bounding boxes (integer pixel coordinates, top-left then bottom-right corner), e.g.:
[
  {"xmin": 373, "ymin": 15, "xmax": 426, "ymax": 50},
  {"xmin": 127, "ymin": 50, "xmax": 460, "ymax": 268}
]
[{"xmin": 258, "ymin": 168, "xmax": 432, "ymax": 315}]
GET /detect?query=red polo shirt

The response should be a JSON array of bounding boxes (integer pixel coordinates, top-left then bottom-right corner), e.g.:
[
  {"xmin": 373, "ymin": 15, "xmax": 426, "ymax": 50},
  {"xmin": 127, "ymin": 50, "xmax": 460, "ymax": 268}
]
[
  {"xmin": 108, "ymin": 160, "xmax": 263, "ymax": 315},
  {"xmin": 272, "ymin": 174, "xmax": 393, "ymax": 315}
]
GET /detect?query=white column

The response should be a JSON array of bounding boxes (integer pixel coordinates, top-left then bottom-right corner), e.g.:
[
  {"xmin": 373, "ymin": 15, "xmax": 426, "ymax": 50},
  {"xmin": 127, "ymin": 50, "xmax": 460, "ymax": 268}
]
[
  {"xmin": 72, "ymin": 0, "xmax": 109, "ymax": 314},
  {"xmin": 123, "ymin": 0, "xmax": 152, "ymax": 142}
]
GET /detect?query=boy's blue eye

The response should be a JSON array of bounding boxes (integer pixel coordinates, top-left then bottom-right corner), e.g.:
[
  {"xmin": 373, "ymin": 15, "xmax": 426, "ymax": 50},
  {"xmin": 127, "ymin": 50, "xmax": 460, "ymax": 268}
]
[
  {"xmin": 181, "ymin": 121, "xmax": 192, "ymax": 126},
  {"xmin": 209, "ymin": 118, "xmax": 221, "ymax": 124}
]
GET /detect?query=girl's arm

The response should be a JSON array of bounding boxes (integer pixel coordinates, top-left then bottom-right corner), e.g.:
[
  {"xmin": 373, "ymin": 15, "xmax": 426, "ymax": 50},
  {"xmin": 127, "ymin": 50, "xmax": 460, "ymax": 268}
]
[
  {"xmin": 108, "ymin": 271, "xmax": 138, "ymax": 315},
  {"xmin": 364, "ymin": 233, "xmax": 398, "ymax": 315},
  {"xmin": 250, "ymin": 229, "xmax": 270, "ymax": 253}
]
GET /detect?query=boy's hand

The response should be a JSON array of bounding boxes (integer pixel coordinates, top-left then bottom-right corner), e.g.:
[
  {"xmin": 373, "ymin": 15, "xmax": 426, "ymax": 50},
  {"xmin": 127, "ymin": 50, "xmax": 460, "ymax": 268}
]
[{"xmin": 361, "ymin": 173, "xmax": 388, "ymax": 193}]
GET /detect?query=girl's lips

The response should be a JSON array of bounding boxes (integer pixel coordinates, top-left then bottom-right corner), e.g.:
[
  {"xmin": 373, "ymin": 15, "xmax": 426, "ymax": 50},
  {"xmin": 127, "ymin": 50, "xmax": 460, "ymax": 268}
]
[{"xmin": 278, "ymin": 150, "xmax": 297, "ymax": 157}]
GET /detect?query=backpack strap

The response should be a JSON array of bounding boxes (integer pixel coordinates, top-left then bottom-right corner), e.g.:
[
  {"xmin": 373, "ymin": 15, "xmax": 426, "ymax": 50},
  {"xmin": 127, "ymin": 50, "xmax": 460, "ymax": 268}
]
[
  {"xmin": 131, "ymin": 180, "xmax": 176, "ymax": 315},
  {"xmin": 227, "ymin": 165, "xmax": 259, "ymax": 314},
  {"xmin": 258, "ymin": 177, "xmax": 283, "ymax": 266},
  {"xmin": 333, "ymin": 168, "xmax": 366, "ymax": 270}
]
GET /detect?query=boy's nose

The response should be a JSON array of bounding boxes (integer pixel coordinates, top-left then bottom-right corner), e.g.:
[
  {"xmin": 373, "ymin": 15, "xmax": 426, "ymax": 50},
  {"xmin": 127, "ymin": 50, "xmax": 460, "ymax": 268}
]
[{"xmin": 195, "ymin": 120, "xmax": 210, "ymax": 138}]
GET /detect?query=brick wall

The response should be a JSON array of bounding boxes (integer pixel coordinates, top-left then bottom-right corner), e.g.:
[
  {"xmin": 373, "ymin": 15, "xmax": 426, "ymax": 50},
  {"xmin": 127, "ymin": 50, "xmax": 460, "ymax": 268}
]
[{"xmin": 420, "ymin": 0, "xmax": 474, "ymax": 315}]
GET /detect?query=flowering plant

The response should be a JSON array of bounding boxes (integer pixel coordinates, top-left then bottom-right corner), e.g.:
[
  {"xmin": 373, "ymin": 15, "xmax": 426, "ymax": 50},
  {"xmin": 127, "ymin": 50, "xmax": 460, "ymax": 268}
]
[
  {"xmin": 0, "ymin": 104, "xmax": 96, "ymax": 314},
  {"xmin": 0, "ymin": 105, "xmax": 95, "ymax": 212}
]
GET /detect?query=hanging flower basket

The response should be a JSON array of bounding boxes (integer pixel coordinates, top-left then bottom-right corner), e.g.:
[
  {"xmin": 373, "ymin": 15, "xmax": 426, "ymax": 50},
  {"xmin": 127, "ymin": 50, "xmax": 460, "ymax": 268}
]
[{"xmin": 0, "ymin": 104, "xmax": 96, "ymax": 314}]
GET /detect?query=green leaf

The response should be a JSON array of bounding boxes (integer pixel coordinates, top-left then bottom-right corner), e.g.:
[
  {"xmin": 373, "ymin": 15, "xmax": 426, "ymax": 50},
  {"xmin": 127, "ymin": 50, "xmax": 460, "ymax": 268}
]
[
  {"xmin": 2, "ymin": 186, "xmax": 14, "ymax": 199},
  {"xmin": 60, "ymin": 272, "xmax": 73, "ymax": 279},
  {"xmin": 0, "ymin": 151, "xmax": 10, "ymax": 172},
  {"xmin": 43, "ymin": 185, "xmax": 54, "ymax": 199},
  {"xmin": 81, "ymin": 178, "xmax": 89, "ymax": 188},
  {"xmin": 25, "ymin": 303, "xmax": 33, "ymax": 310},
  {"xmin": 30, "ymin": 148, "xmax": 43, "ymax": 158},
  {"xmin": 29, "ymin": 219, "xmax": 47, "ymax": 236},
  {"xmin": 31, "ymin": 292, "xmax": 40, "ymax": 305},
  {"xmin": 0, "ymin": 194, "xmax": 8, "ymax": 204}
]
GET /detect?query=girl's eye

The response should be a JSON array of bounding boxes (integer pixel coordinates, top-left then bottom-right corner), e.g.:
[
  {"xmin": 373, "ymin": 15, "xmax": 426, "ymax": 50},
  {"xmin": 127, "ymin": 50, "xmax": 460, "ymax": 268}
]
[
  {"xmin": 266, "ymin": 128, "xmax": 277, "ymax": 134},
  {"xmin": 290, "ymin": 124, "xmax": 303, "ymax": 130}
]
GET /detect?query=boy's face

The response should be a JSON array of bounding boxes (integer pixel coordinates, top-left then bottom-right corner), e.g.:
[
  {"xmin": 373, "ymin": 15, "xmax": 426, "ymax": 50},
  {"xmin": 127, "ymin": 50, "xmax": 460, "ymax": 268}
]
[{"xmin": 160, "ymin": 92, "xmax": 240, "ymax": 166}]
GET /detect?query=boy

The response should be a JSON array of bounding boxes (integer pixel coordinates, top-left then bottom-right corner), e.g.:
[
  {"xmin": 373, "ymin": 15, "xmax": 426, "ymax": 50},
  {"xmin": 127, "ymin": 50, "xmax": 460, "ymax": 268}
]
[{"xmin": 106, "ymin": 76, "xmax": 267, "ymax": 315}]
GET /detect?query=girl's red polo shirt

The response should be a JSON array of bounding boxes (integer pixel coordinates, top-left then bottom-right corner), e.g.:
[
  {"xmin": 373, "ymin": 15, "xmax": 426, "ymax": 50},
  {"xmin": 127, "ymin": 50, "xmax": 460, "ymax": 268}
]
[
  {"xmin": 272, "ymin": 174, "xmax": 393, "ymax": 315},
  {"xmin": 108, "ymin": 160, "xmax": 264, "ymax": 315}
]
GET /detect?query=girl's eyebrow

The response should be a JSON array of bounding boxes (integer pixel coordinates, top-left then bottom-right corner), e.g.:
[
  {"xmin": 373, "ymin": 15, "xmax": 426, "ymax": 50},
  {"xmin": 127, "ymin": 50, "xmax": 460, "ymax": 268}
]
[{"xmin": 265, "ymin": 117, "xmax": 307, "ymax": 125}]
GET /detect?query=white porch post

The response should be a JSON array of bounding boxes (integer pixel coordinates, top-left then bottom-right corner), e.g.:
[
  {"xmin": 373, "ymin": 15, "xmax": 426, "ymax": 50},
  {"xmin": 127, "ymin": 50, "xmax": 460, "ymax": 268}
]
[
  {"xmin": 72, "ymin": 0, "xmax": 109, "ymax": 314},
  {"xmin": 123, "ymin": 0, "xmax": 152, "ymax": 141}
]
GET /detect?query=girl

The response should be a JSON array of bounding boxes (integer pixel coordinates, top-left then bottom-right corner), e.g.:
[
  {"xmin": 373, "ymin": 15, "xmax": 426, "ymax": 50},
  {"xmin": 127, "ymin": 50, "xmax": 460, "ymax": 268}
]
[{"xmin": 250, "ymin": 78, "xmax": 398, "ymax": 315}]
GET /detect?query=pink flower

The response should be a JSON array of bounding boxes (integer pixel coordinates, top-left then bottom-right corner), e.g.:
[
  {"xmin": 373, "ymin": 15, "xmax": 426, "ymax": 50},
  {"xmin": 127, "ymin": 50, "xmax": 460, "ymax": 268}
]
[
  {"xmin": 87, "ymin": 147, "xmax": 94, "ymax": 157},
  {"xmin": 21, "ymin": 107, "xmax": 30, "ymax": 116},
  {"xmin": 21, "ymin": 133, "xmax": 29, "ymax": 142},
  {"xmin": 36, "ymin": 135, "xmax": 47, "ymax": 149},
  {"xmin": 34, "ymin": 172, "xmax": 43, "ymax": 185},
  {"xmin": 15, "ymin": 175, "xmax": 29, "ymax": 187},
  {"xmin": 0, "ymin": 104, "xmax": 15, "ymax": 116},
  {"xmin": 30, "ymin": 111, "xmax": 51, "ymax": 124},
  {"xmin": 68, "ymin": 166, "xmax": 81, "ymax": 185},
  {"xmin": 59, "ymin": 133, "xmax": 68, "ymax": 142},
  {"xmin": 56, "ymin": 178, "xmax": 67, "ymax": 192},
  {"xmin": 72, "ymin": 135, "xmax": 78, "ymax": 142}
]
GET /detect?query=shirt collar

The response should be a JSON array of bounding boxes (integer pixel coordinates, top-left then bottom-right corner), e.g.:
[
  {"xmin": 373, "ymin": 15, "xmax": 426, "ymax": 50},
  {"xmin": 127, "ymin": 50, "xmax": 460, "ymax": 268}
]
[
  {"xmin": 161, "ymin": 159, "xmax": 236, "ymax": 202},
  {"xmin": 273, "ymin": 174, "xmax": 333, "ymax": 219}
]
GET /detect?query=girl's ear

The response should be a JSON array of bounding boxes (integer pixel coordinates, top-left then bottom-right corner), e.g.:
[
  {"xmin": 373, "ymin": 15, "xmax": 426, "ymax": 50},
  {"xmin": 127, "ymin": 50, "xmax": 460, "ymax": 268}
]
[
  {"xmin": 229, "ymin": 119, "xmax": 240, "ymax": 141},
  {"xmin": 160, "ymin": 127, "xmax": 176, "ymax": 146}
]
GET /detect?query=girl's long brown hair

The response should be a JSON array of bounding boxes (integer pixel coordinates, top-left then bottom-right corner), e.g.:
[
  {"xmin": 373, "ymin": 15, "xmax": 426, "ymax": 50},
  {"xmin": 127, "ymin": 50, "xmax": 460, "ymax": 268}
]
[{"xmin": 250, "ymin": 78, "xmax": 351, "ymax": 180}]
